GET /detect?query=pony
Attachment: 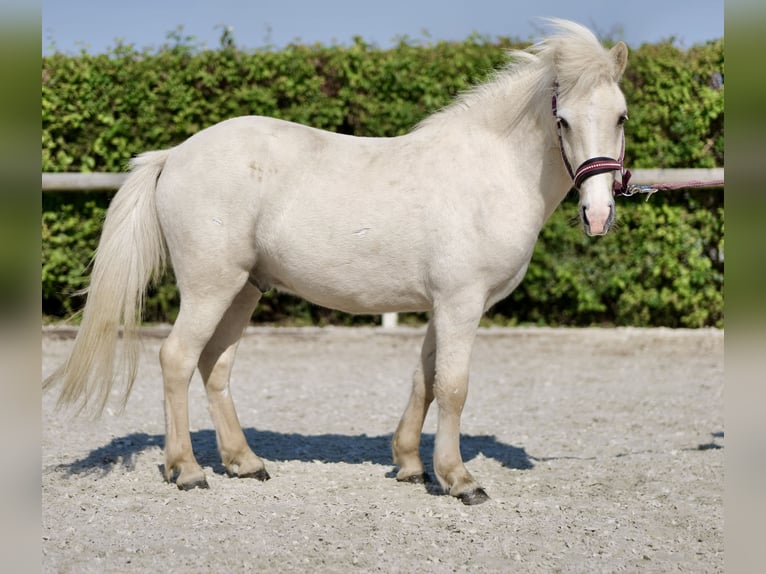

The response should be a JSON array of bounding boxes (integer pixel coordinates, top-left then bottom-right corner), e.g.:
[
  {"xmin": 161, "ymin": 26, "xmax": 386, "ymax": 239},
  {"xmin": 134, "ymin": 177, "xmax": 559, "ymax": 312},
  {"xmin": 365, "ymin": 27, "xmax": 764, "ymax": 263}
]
[{"xmin": 45, "ymin": 19, "xmax": 629, "ymax": 505}]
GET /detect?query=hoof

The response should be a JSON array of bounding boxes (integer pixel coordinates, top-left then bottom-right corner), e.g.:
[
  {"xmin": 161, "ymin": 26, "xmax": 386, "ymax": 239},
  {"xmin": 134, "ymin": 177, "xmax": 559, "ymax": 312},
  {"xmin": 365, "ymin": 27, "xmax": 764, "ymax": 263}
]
[
  {"xmin": 457, "ymin": 487, "xmax": 490, "ymax": 505},
  {"xmin": 176, "ymin": 477, "xmax": 209, "ymax": 491},
  {"xmin": 397, "ymin": 472, "xmax": 431, "ymax": 484},
  {"xmin": 239, "ymin": 469, "xmax": 271, "ymax": 481}
]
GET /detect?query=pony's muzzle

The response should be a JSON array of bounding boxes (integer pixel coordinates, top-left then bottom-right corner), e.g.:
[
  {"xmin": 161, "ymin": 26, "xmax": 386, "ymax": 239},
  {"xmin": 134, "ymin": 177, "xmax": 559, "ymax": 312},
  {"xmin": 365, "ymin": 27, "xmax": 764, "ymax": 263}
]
[
  {"xmin": 580, "ymin": 196, "xmax": 615, "ymax": 236},
  {"xmin": 573, "ymin": 160, "xmax": 621, "ymax": 236}
]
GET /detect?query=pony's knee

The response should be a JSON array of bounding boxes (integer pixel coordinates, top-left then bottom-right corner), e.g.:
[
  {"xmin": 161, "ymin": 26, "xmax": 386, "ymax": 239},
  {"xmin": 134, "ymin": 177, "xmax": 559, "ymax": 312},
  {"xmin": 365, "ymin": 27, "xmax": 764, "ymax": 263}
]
[{"xmin": 434, "ymin": 374, "xmax": 469, "ymax": 412}]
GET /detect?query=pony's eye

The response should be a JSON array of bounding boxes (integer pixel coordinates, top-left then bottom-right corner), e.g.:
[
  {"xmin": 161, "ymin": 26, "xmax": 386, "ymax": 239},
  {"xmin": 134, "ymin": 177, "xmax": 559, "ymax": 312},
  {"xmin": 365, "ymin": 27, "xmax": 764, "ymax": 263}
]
[
  {"xmin": 618, "ymin": 114, "xmax": 628, "ymax": 126},
  {"xmin": 557, "ymin": 117, "xmax": 570, "ymax": 130}
]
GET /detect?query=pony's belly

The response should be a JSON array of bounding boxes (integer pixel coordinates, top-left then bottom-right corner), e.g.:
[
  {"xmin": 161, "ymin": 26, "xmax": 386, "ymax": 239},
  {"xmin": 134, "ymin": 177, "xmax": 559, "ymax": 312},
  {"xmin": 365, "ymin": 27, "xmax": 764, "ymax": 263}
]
[
  {"xmin": 288, "ymin": 286, "xmax": 430, "ymax": 315},
  {"xmin": 252, "ymin": 259, "xmax": 431, "ymax": 315}
]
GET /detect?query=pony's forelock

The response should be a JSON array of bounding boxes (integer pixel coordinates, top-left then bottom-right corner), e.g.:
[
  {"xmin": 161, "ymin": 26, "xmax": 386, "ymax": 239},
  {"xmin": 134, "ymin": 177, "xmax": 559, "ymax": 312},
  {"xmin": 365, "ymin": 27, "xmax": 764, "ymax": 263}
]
[{"xmin": 524, "ymin": 18, "xmax": 621, "ymax": 95}]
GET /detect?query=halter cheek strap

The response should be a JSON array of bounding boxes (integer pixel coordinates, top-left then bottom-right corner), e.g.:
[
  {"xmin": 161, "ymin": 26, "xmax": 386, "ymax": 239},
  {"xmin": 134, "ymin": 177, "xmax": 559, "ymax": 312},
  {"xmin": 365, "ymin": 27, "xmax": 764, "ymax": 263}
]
[{"xmin": 552, "ymin": 82, "xmax": 631, "ymax": 194}]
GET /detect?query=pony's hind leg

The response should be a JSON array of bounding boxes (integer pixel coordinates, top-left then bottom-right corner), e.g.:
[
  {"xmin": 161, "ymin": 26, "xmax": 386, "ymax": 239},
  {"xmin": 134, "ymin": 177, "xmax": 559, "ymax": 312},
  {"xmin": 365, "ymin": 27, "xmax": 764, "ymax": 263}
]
[
  {"xmin": 392, "ymin": 321, "xmax": 436, "ymax": 484},
  {"xmin": 160, "ymin": 270, "xmax": 251, "ymax": 490},
  {"xmin": 197, "ymin": 281, "xmax": 269, "ymax": 481}
]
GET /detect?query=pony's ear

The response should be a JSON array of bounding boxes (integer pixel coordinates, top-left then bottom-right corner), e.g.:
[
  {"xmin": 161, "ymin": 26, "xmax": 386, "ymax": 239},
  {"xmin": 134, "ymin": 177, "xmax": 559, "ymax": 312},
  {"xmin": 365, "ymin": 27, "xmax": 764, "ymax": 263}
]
[{"xmin": 610, "ymin": 41, "xmax": 628, "ymax": 80}]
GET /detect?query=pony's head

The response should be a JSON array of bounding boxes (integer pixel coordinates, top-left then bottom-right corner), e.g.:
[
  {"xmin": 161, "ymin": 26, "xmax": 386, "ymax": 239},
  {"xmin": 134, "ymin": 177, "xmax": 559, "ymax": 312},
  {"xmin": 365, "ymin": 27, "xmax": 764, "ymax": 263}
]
[{"xmin": 540, "ymin": 20, "xmax": 629, "ymax": 236}]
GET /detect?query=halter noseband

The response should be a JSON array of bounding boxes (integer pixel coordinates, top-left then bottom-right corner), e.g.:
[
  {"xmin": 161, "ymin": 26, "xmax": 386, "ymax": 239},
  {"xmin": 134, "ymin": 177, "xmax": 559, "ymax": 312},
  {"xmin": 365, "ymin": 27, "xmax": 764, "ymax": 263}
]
[{"xmin": 552, "ymin": 82, "xmax": 631, "ymax": 194}]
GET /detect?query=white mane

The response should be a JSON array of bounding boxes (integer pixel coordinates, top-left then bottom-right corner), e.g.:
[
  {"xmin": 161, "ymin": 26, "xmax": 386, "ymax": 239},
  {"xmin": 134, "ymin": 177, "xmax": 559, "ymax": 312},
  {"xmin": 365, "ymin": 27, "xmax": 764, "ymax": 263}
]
[{"xmin": 418, "ymin": 19, "xmax": 622, "ymax": 132}]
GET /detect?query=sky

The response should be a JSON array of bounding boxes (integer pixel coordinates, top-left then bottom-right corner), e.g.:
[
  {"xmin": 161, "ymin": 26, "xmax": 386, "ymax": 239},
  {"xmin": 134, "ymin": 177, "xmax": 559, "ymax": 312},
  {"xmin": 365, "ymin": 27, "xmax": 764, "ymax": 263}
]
[{"xmin": 42, "ymin": 0, "xmax": 724, "ymax": 55}]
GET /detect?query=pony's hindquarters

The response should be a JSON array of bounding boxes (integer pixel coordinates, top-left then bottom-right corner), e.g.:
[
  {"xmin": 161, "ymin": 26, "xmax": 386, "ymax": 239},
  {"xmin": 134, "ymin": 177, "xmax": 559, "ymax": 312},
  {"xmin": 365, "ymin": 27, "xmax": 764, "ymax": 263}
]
[
  {"xmin": 150, "ymin": 135, "xmax": 270, "ymax": 489},
  {"xmin": 43, "ymin": 150, "xmax": 170, "ymax": 414}
]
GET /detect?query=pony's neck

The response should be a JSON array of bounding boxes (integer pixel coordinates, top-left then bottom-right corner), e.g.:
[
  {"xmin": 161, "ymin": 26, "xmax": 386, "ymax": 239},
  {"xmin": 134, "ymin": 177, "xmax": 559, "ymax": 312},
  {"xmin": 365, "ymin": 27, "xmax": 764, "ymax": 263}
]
[
  {"xmin": 469, "ymin": 66, "xmax": 574, "ymax": 216},
  {"xmin": 414, "ymin": 62, "xmax": 573, "ymax": 220}
]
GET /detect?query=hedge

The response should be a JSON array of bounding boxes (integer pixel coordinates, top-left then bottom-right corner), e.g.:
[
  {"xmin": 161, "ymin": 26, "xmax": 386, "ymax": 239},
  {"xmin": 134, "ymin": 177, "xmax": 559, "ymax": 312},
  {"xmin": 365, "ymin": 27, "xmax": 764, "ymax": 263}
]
[{"xmin": 41, "ymin": 33, "xmax": 724, "ymax": 327}]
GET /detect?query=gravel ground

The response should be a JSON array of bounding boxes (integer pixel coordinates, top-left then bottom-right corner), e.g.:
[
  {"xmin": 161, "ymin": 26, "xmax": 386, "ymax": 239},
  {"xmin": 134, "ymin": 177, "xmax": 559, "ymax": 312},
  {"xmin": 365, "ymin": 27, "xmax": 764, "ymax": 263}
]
[{"xmin": 42, "ymin": 326, "xmax": 723, "ymax": 573}]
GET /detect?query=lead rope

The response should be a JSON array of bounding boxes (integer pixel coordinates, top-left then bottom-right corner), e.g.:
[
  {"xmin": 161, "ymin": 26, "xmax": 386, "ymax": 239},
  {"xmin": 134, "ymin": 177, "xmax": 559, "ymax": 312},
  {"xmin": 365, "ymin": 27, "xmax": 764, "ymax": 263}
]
[{"xmin": 618, "ymin": 179, "xmax": 725, "ymax": 200}]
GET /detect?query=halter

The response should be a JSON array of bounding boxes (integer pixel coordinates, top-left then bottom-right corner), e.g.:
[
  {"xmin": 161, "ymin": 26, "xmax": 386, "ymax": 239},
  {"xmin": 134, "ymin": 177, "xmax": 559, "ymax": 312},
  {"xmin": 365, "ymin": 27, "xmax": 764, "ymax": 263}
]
[{"xmin": 552, "ymin": 82, "xmax": 631, "ymax": 194}]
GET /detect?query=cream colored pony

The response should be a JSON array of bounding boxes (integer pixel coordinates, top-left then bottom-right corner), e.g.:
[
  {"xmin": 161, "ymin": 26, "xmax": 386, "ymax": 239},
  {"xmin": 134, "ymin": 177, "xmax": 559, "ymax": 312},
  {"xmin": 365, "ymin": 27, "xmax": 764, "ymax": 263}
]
[{"xmin": 45, "ymin": 19, "xmax": 629, "ymax": 505}]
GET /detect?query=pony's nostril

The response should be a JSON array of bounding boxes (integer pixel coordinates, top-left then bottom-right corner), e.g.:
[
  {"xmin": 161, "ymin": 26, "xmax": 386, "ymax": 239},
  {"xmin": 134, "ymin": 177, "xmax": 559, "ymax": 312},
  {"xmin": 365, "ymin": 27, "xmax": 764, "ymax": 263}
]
[{"xmin": 581, "ymin": 205, "xmax": 590, "ymax": 226}]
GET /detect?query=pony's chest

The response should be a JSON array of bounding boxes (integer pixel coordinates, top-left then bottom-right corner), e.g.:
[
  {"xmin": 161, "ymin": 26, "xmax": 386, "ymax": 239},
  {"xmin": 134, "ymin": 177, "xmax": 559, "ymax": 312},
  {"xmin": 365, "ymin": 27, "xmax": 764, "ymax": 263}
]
[{"xmin": 485, "ymin": 258, "xmax": 533, "ymax": 310}]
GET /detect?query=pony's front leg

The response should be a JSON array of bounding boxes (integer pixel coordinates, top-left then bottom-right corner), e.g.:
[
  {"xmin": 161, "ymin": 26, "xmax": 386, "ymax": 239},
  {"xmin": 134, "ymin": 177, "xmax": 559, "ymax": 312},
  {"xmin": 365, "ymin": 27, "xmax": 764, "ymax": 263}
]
[
  {"xmin": 431, "ymin": 300, "xmax": 489, "ymax": 505},
  {"xmin": 392, "ymin": 321, "xmax": 436, "ymax": 483}
]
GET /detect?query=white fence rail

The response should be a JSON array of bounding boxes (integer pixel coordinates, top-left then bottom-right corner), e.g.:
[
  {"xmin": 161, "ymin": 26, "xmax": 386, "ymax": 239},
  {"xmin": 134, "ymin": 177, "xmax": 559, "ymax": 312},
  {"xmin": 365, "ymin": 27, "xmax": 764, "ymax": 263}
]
[
  {"xmin": 41, "ymin": 169, "xmax": 725, "ymax": 193},
  {"xmin": 42, "ymin": 169, "xmax": 724, "ymax": 328}
]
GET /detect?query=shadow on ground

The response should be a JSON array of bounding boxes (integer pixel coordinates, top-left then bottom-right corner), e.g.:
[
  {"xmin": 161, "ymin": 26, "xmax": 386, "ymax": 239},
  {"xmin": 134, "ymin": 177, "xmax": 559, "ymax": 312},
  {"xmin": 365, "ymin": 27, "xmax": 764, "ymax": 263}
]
[
  {"xmin": 59, "ymin": 428, "xmax": 725, "ymax": 482},
  {"xmin": 58, "ymin": 428, "xmax": 534, "ymax": 477}
]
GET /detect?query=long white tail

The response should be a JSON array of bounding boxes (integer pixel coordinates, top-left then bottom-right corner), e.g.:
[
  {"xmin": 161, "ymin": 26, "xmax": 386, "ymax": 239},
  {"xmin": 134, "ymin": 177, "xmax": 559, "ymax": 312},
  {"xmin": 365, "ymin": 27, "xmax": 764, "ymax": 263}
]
[{"xmin": 44, "ymin": 150, "xmax": 170, "ymax": 415}]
